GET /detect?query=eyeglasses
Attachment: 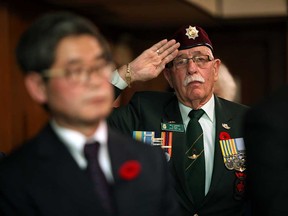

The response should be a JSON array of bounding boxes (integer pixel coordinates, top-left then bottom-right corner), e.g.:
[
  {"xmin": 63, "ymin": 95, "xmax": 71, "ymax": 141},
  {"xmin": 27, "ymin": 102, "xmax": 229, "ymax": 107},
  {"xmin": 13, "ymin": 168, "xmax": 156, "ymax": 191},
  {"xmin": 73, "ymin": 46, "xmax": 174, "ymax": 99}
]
[
  {"xmin": 42, "ymin": 61, "xmax": 113, "ymax": 85},
  {"xmin": 173, "ymin": 55, "xmax": 213, "ymax": 69}
]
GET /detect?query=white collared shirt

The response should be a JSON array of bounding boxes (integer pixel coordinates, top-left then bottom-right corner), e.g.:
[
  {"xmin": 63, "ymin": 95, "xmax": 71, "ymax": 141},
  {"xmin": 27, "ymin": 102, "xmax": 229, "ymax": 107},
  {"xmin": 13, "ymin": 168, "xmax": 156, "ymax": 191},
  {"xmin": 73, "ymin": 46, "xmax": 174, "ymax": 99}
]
[
  {"xmin": 50, "ymin": 120, "xmax": 114, "ymax": 182},
  {"xmin": 179, "ymin": 95, "xmax": 216, "ymax": 195}
]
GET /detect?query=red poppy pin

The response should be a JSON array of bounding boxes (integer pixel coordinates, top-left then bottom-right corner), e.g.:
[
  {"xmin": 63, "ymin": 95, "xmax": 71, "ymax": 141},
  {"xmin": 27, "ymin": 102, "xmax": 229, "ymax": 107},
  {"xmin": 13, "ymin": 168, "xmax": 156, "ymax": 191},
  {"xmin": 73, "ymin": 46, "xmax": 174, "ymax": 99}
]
[
  {"xmin": 219, "ymin": 131, "xmax": 231, "ymax": 140},
  {"xmin": 119, "ymin": 160, "xmax": 141, "ymax": 180}
]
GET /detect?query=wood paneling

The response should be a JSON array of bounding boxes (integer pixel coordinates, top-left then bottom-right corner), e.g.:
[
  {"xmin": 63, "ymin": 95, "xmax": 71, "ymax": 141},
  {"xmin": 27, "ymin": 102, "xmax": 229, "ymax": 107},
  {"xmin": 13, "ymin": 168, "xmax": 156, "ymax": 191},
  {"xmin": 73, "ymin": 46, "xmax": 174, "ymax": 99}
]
[
  {"xmin": 0, "ymin": 2, "xmax": 49, "ymax": 154},
  {"xmin": 0, "ymin": 1, "xmax": 287, "ymax": 155},
  {"xmin": 0, "ymin": 5, "xmax": 13, "ymax": 153}
]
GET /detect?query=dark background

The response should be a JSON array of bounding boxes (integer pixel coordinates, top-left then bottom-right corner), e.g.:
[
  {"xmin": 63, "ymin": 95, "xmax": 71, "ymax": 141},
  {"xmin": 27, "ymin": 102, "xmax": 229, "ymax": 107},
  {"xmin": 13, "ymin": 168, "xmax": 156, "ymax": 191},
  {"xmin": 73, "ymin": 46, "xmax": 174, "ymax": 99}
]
[{"xmin": 0, "ymin": 0, "xmax": 287, "ymax": 153}]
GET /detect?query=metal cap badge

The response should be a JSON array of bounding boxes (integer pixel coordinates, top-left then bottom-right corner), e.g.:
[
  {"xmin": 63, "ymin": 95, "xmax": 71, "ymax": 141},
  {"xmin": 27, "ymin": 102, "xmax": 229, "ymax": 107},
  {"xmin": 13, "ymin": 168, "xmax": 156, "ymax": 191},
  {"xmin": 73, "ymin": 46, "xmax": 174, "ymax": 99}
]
[{"xmin": 171, "ymin": 25, "xmax": 213, "ymax": 51}]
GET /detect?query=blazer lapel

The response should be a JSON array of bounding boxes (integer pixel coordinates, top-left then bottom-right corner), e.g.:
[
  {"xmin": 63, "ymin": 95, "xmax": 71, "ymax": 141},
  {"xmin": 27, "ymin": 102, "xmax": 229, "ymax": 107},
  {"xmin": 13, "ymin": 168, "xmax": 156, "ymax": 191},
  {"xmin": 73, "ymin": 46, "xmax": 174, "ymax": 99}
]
[
  {"xmin": 163, "ymin": 96, "xmax": 195, "ymax": 206},
  {"xmin": 34, "ymin": 124, "xmax": 107, "ymax": 215},
  {"xmin": 162, "ymin": 94, "xmax": 182, "ymax": 124},
  {"xmin": 107, "ymin": 128, "xmax": 136, "ymax": 215},
  {"xmin": 202, "ymin": 96, "xmax": 232, "ymax": 204}
]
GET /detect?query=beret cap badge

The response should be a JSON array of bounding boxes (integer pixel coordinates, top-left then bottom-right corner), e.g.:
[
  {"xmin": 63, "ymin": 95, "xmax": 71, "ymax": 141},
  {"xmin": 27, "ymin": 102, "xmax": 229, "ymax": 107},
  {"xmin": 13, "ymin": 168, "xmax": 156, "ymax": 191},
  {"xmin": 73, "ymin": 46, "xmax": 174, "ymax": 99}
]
[
  {"xmin": 171, "ymin": 25, "xmax": 213, "ymax": 51},
  {"xmin": 185, "ymin": 26, "xmax": 199, "ymax": 39}
]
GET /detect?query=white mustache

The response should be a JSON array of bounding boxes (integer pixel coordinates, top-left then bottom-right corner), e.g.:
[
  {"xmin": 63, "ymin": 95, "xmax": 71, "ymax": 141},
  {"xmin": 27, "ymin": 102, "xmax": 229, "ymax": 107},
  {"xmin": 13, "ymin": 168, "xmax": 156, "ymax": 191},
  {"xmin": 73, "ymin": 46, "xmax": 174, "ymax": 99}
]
[{"xmin": 183, "ymin": 74, "xmax": 205, "ymax": 87}]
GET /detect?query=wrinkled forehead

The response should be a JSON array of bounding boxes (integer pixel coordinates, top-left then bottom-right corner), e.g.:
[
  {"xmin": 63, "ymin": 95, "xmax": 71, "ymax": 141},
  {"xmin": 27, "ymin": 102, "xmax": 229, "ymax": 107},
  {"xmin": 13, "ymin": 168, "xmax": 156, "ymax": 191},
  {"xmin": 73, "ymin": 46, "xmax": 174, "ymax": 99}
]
[{"xmin": 177, "ymin": 46, "xmax": 213, "ymax": 58}]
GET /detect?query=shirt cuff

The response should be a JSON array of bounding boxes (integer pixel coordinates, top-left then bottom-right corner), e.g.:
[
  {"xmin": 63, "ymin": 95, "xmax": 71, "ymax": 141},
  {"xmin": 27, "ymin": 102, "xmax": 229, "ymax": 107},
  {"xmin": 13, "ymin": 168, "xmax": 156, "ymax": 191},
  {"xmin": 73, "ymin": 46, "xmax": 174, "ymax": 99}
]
[{"xmin": 111, "ymin": 69, "xmax": 128, "ymax": 90}]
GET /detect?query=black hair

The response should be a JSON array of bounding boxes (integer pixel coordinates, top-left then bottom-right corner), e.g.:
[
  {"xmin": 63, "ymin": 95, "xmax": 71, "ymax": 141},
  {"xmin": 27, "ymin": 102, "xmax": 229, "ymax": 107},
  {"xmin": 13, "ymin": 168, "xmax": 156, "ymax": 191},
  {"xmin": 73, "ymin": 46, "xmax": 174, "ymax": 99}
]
[{"xmin": 16, "ymin": 11, "xmax": 112, "ymax": 75}]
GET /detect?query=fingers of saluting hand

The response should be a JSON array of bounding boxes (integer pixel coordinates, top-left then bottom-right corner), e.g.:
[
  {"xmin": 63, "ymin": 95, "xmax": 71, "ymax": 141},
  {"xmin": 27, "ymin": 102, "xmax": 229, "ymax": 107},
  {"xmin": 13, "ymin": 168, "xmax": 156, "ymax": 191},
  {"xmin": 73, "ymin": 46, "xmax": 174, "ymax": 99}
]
[
  {"xmin": 128, "ymin": 39, "xmax": 179, "ymax": 83},
  {"xmin": 160, "ymin": 42, "xmax": 180, "ymax": 64},
  {"xmin": 153, "ymin": 39, "xmax": 180, "ymax": 57},
  {"xmin": 152, "ymin": 39, "xmax": 179, "ymax": 72},
  {"xmin": 156, "ymin": 48, "xmax": 179, "ymax": 72}
]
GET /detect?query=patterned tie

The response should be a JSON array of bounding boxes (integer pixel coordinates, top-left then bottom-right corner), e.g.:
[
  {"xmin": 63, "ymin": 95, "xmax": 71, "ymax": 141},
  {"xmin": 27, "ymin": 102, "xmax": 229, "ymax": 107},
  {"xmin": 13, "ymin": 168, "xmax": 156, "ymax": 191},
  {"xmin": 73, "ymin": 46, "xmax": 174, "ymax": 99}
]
[
  {"xmin": 185, "ymin": 109, "xmax": 205, "ymax": 207},
  {"xmin": 84, "ymin": 142, "xmax": 114, "ymax": 213}
]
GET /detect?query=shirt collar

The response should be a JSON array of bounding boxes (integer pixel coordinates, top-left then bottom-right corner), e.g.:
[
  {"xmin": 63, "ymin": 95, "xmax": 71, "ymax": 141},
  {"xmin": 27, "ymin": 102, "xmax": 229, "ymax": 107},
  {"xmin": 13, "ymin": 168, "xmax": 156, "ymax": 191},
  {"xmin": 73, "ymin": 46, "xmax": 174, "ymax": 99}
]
[
  {"xmin": 50, "ymin": 119, "xmax": 108, "ymax": 151},
  {"xmin": 179, "ymin": 94, "xmax": 215, "ymax": 123}
]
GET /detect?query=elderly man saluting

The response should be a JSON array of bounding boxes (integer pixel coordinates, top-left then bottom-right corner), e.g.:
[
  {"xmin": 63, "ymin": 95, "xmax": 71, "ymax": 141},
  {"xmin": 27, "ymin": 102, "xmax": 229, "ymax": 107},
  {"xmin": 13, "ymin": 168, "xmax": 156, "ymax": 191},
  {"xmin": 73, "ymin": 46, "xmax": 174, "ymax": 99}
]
[{"xmin": 109, "ymin": 25, "xmax": 249, "ymax": 216}]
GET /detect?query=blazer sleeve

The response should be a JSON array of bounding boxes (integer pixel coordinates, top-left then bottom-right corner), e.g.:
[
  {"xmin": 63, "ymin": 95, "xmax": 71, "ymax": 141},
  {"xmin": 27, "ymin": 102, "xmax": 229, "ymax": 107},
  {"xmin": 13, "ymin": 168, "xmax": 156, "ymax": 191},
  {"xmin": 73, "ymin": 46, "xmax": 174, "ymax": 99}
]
[{"xmin": 114, "ymin": 85, "xmax": 122, "ymax": 99}]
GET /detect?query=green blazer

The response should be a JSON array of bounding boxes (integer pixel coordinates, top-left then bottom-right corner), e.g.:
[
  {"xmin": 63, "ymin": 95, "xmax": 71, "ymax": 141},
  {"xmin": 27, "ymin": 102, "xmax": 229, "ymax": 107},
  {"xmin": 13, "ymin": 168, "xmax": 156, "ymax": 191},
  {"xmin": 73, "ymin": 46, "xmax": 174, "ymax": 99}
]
[{"xmin": 108, "ymin": 90, "xmax": 249, "ymax": 216}]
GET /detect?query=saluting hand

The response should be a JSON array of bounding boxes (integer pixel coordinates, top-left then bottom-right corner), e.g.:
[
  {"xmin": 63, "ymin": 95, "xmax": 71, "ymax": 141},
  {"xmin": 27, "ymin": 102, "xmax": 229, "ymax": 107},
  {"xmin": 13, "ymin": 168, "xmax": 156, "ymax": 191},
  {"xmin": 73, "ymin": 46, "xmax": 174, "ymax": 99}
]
[{"xmin": 118, "ymin": 39, "xmax": 179, "ymax": 84}]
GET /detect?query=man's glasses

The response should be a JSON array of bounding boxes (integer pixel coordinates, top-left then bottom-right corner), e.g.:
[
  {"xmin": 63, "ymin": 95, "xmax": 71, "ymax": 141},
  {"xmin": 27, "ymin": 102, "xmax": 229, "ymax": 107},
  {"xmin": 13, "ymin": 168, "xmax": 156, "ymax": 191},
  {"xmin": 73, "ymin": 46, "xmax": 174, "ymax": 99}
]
[
  {"xmin": 173, "ymin": 55, "xmax": 213, "ymax": 69},
  {"xmin": 42, "ymin": 60, "xmax": 113, "ymax": 85}
]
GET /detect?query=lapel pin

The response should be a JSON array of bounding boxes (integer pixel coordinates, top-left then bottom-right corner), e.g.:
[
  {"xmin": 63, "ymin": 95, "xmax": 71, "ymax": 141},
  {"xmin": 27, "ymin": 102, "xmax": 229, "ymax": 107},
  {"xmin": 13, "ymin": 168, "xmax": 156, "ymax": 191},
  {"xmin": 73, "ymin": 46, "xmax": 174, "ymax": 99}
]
[{"xmin": 222, "ymin": 123, "xmax": 231, "ymax": 130}]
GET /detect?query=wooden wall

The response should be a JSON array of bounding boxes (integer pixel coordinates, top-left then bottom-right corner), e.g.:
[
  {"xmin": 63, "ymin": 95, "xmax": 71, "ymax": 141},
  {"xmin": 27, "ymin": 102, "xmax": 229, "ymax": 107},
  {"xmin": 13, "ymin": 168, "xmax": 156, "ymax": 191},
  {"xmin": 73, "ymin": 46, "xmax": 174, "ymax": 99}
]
[
  {"xmin": 0, "ymin": 2, "xmax": 50, "ymax": 154},
  {"xmin": 0, "ymin": 1, "xmax": 287, "ymax": 155}
]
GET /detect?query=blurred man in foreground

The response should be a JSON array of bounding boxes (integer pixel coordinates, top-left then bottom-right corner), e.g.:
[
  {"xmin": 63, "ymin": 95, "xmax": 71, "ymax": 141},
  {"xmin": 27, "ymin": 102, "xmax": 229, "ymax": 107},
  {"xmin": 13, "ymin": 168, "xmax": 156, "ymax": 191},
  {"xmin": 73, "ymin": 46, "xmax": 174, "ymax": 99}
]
[{"xmin": 0, "ymin": 11, "xmax": 180, "ymax": 216}]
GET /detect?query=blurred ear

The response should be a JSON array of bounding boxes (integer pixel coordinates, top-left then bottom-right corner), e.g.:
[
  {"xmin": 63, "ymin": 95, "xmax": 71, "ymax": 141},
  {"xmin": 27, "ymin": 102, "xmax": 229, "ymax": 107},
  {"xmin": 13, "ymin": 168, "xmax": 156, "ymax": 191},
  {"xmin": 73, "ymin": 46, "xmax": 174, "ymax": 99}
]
[
  {"xmin": 163, "ymin": 68, "xmax": 174, "ymax": 89},
  {"xmin": 24, "ymin": 72, "xmax": 48, "ymax": 104},
  {"xmin": 213, "ymin": 59, "xmax": 221, "ymax": 82}
]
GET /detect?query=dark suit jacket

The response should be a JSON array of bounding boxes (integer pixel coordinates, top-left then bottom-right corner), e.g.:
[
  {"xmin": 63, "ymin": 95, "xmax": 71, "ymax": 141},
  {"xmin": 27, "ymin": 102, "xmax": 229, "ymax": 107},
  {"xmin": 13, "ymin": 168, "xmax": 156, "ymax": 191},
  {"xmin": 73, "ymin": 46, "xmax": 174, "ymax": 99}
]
[
  {"xmin": 108, "ymin": 91, "xmax": 249, "ymax": 216},
  {"xmin": 244, "ymin": 85, "xmax": 288, "ymax": 216},
  {"xmin": 0, "ymin": 123, "xmax": 179, "ymax": 216}
]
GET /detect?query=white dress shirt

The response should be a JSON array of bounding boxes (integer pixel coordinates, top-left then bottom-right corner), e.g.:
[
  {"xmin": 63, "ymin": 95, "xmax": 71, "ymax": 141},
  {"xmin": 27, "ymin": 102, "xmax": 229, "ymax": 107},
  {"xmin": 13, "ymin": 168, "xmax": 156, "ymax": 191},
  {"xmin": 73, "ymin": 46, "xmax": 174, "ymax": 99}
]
[
  {"xmin": 179, "ymin": 95, "xmax": 216, "ymax": 195},
  {"xmin": 50, "ymin": 120, "xmax": 114, "ymax": 182}
]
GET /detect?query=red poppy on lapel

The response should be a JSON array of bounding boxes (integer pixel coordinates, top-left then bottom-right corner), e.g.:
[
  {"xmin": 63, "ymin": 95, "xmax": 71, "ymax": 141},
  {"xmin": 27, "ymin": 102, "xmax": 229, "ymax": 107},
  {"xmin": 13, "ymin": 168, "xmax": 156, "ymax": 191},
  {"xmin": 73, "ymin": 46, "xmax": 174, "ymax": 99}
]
[
  {"xmin": 118, "ymin": 160, "xmax": 141, "ymax": 180},
  {"xmin": 219, "ymin": 131, "xmax": 231, "ymax": 140}
]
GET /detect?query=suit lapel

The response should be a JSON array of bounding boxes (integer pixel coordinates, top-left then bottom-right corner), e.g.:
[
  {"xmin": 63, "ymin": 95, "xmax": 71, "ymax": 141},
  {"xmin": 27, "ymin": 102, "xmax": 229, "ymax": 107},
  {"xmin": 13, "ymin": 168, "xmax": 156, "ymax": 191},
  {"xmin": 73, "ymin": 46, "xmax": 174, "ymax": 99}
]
[
  {"xmin": 162, "ymin": 94, "xmax": 182, "ymax": 124},
  {"xmin": 203, "ymin": 96, "xmax": 232, "ymax": 204},
  {"xmin": 107, "ymin": 128, "xmax": 139, "ymax": 215},
  {"xmin": 163, "ymin": 96, "xmax": 195, "ymax": 206},
  {"xmin": 164, "ymin": 96, "xmax": 236, "ymax": 208},
  {"xmin": 33, "ymin": 124, "xmax": 107, "ymax": 215},
  {"xmin": 108, "ymin": 128, "xmax": 135, "ymax": 182}
]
